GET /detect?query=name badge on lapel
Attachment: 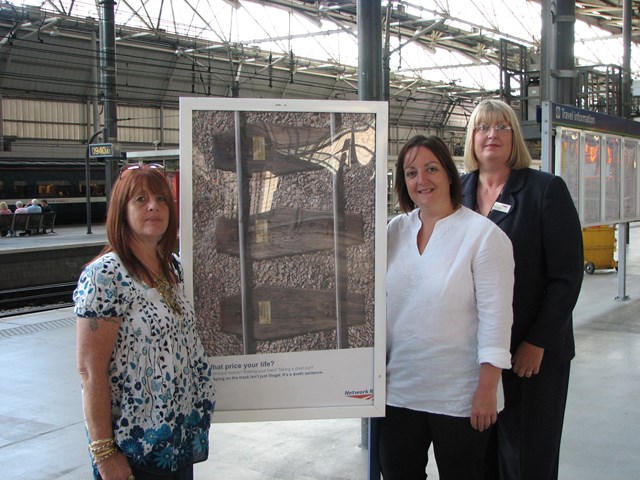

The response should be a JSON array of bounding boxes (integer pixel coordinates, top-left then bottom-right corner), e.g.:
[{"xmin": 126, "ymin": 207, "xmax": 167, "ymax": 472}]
[{"xmin": 492, "ymin": 202, "xmax": 512, "ymax": 214}]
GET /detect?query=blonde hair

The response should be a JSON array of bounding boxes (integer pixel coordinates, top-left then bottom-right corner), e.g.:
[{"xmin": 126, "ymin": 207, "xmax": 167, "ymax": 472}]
[
  {"xmin": 0, "ymin": 201, "xmax": 8, "ymax": 210},
  {"xmin": 463, "ymin": 99, "xmax": 532, "ymax": 172}
]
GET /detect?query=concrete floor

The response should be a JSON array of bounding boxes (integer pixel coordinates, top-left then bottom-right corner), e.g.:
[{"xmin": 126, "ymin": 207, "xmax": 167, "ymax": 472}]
[{"xmin": 1, "ymin": 225, "xmax": 639, "ymax": 479}]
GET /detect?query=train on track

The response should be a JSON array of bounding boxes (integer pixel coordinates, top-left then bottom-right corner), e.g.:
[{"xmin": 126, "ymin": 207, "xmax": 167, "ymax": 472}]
[
  {"xmin": 0, "ymin": 158, "xmax": 108, "ymax": 225},
  {"xmin": 0, "ymin": 154, "xmax": 180, "ymax": 226}
]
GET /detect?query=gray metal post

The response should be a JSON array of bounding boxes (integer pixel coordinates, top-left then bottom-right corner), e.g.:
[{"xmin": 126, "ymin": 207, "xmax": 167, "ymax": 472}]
[
  {"xmin": 85, "ymin": 129, "xmax": 104, "ymax": 235},
  {"xmin": 617, "ymin": 223, "xmax": 629, "ymax": 301},
  {"xmin": 540, "ymin": 0, "xmax": 554, "ymax": 105},
  {"xmin": 617, "ymin": 0, "xmax": 632, "ymax": 299},
  {"xmin": 91, "ymin": 31, "xmax": 101, "ymax": 140},
  {"xmin": 554, "ymin": 0, "xmax": 576, "ymax": 107},
  {"xmin": 382, "ymin": 4, "xmax": 392, "ymax": 102},
  {"xmin": 357, "ymin": 1, "xmax": 383, "ymax": 478},
  {"xmin": 99, "ymin": 0, "xmax": 119, "ymax": 205},
  {"xmin": 357, "ymin": 0, "xmax": 382, "ymax": 101},
  {"xmin": 622, "ymin": 0, "xmax": 632, "ymax": 120}
]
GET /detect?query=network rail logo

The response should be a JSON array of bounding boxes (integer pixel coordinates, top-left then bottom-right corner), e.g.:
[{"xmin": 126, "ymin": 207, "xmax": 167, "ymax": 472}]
[{"xmin": 345, "ymin": 389, "xmax": 374, "ymax": 401}]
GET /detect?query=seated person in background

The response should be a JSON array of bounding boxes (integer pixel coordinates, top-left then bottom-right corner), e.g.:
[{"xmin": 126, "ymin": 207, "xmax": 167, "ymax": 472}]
[
  {"xmin": 26, "ymin": 199, "xmax": 42, "ymax": 214},
  {"xmin": 41, "ymin": 199, "xmax": 54, "ymax": 213},
  {"xmin": 18, "ymin": 199, "xmax": 42, "ymax": 236},
  {"xmin": 41, "ymin": 199, "xmax": 55, "ymax": 233},
  {"xmin": 14, "ymin": 201, "xmax": 28, "ymax": 214},
  {"xmin": 0, "ymin": 201, "xmax": 12, "ymax": 237}
]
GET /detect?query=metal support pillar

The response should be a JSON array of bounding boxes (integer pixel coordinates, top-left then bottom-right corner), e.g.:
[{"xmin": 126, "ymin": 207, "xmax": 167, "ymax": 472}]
[
  {"xmin": 357, "ymin": 1, "xmax": 383, "ymax": 478},
  {"xmin": 616, "ymin": 224, "xmax": 629, "ymax": 301},
  {"xmin": 540, "ymin": 0, "xmax": 554, "ymax": 106},
  {"xmin": 357, "ymin": 0, "xmax": 382, "ymax": 102},
  {"xmin": 553, "ymin": 0, "xmax": 576, "ymax": 107},
  {"xmin": 382, "ymin": 4, "xmax": 392, "ymax": 102},
  {"xmin": 622, "ymin": 0, "xmax": 632, "ymax": 120},
  {"xmin": 91, "ymin": 31, "xmax": 101, "ymax": 139},
  {"xmin": 99, "ymin": 0, "xmax": 119, "ymax": 206},
  {"xmin": 617, "ymin": 0, "xmax": 632, "ymax": 297}
]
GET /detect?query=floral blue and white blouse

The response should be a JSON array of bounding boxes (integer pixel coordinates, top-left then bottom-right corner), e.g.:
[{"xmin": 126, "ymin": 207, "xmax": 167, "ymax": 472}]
[{"xmin": 73, "ymin": 252, "xmax": 216, "ymax": 476}]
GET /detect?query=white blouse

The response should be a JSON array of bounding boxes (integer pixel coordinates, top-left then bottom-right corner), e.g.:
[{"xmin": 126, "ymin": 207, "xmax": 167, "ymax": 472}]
[{"xmin": 386, "ymin": 206, "xmax": 514, "ymax": 417}]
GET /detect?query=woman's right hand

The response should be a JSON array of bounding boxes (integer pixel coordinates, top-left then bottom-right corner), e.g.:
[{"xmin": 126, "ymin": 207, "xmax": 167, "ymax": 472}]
[{"xmin": 96, "ymin": 450, "xmax": 133, "ymax": 480}]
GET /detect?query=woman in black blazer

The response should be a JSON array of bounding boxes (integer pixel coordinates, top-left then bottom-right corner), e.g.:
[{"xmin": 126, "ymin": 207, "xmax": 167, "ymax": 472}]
[{"xmin": 460, "ymin": 99, "xmax": 584, "ymax": 480}]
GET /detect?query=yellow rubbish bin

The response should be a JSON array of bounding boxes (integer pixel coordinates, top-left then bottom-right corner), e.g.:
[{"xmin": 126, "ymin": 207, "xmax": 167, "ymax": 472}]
[{"xmin": 581, "ymin": 225, "xmax": 618, "ymax": 274}]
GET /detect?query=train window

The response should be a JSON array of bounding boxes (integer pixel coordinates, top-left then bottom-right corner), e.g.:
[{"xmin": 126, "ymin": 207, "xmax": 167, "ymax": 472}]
[
  {"xmin": 79, "ymin": 180, "xmax": 106, "ymax": 197},
  {"xmin": 0, "ymin": 180, "xmax": 4, "ymax": 196},
  {"xmin": 91, "ymin": 181, "xmax": 106, "ymax": 196},
  {"xmin": 37, "ymin": 180, "xmax": 71, "ymax": 197},
  {"xmin": 13, "ymin": 181, "xmax": 27, "ymax": 197}
]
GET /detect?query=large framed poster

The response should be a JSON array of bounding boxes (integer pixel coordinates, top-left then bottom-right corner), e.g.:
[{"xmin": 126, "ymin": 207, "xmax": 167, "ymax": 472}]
[{"xmin": 179, "ymin": 98, "xmax": 388, "ymax": 422}]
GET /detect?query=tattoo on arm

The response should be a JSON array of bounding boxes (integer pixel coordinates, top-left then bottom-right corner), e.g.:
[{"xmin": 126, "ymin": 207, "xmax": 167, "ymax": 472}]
[
  {"xmin": 87, "ymin": 317, "xmax": 120, "ymax": 332},
  {"xmin": 89, "ymin": 318, "xmax": 98, "ymax": 331}
]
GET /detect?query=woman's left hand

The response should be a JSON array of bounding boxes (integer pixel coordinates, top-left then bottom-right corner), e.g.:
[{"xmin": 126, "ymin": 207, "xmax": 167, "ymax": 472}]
[
  {"xmin": 511, "ymin": 341, "xmax": 544, "ymax": 378},
  {"xmin": 470, "ymin": 388, "xmax": 498, "ymax": 432}
]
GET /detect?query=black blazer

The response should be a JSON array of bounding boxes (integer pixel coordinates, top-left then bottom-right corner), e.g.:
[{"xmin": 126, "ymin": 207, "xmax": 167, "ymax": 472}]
[{"xmin": 461, "ymin": 168, "xmax": 584, "ymax": 365}]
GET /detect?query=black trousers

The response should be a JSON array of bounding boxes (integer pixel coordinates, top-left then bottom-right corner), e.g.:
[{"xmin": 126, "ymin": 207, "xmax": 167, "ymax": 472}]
[
  {"xmin": 495, "ymin": 362, "xmax": 571, "ymax": 480},
  {"xmin": 378, "ymin": 405, "xmax": 493, "ymax": 480},
  {"xmin": 97, "ymin": 464, "xmax": 193, "ymax": 480},
  {"xmin": 129, "ymin": 464, "xmax": 193, "ymax": 480}
]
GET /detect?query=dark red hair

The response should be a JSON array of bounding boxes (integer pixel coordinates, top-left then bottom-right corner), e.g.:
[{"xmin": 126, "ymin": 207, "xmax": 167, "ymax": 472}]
[{"xmin": 97, "ymin": 165, "xmax": 179, "ymax": 285}]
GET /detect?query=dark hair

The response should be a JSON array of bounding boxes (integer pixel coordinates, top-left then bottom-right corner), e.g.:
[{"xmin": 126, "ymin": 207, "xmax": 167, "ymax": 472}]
[
  {"xmin": 98, "ymin": 165, "xmax": 179, "ymax": 285},
  {"xmin": 395, "ymin": 135, "xmax": 462, "ymax": 213}
]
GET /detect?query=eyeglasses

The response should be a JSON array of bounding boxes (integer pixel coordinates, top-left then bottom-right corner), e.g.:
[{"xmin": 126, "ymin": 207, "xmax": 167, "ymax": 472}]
[
  {"xmin": 473, "ymin": 124, "xmax": 513, "ymax": 134},
  {"xmin": 120, "ymin": 163, "xmax": 165, "ymax": 174}
]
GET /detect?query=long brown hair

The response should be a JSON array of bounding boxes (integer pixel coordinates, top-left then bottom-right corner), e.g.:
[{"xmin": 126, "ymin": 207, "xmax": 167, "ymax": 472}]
[{"xmin": 97, "ymin": 165, "xmax": 179, "ymax": 285}]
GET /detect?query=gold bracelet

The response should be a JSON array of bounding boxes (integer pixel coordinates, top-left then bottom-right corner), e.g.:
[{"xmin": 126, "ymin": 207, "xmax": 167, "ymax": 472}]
[
  {"xmin": 90, "ymin": 443, "xmax": 116, "ymax": 454},
  {"xmin": 93, "ymin": 445, "xmax": 117, "ymax": 459},
  {"xmin": 93, "ymin": 447, "xmax": 119, "ymax": 465},
  {"xmin": 89, "ymin": 437, "xmax": 115, "ymax": 447},
  {"xmin": 88, "ymin": 438, "xmax": 116, "ymax": 455}
]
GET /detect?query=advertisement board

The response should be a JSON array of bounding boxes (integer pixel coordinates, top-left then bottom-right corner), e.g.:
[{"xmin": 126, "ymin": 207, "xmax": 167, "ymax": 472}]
[{"xmin": 179, "ymin": 98, "xmax": 388, "ymax": 422}]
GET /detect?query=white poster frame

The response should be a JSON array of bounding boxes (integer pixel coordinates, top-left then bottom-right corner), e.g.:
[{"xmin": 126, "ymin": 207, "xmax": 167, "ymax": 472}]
[{"xmin": 179, "ymin": 98, "xmax": 388, "ymax": 423}]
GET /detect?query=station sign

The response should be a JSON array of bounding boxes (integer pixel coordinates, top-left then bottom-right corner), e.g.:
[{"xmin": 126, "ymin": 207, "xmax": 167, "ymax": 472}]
[{"xmin": 88, "ymin": 143, "xmax": 114, "ymax": 158}]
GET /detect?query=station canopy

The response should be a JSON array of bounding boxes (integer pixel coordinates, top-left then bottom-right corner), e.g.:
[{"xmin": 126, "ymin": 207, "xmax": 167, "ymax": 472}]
[{"xmin": 11, "ymin": 0, "xmax": 639, "ymax": 95}]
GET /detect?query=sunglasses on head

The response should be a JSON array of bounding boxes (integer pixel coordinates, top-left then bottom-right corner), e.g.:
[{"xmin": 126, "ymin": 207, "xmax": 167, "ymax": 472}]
[{"xmin": 119, "ymin": 163, "xmax": 165, "ymax": 174}]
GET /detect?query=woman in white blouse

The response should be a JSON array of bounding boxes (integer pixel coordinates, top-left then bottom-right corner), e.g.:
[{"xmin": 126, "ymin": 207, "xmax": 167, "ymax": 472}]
[{"xmin": 380, "ymin": 135, "xmax": 514, "ymax": 480}]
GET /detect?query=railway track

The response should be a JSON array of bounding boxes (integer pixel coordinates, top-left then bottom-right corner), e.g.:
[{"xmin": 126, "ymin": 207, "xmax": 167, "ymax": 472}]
[{"xmin": 0, "ymin": 282, "xmax": 76, "ymax": 318}]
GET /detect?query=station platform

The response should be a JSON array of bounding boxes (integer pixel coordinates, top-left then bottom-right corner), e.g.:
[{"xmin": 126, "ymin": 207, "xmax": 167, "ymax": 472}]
[
  {"xmin": 1, "ymin": 226, "xmax": 640, "ymax": 479},
  {"xmin": 0, "ymin": 224, "xmax": 108, "ymax": 294},
  {"xmin": 0, "ymin": 223, "xmax": 107, "ymax": 255}
]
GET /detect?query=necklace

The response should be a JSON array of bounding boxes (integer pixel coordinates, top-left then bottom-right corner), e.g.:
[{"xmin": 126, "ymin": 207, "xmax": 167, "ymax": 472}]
[{"xmin": 153, "ymin": 274, "xmax": 184, "ymax": 323}]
